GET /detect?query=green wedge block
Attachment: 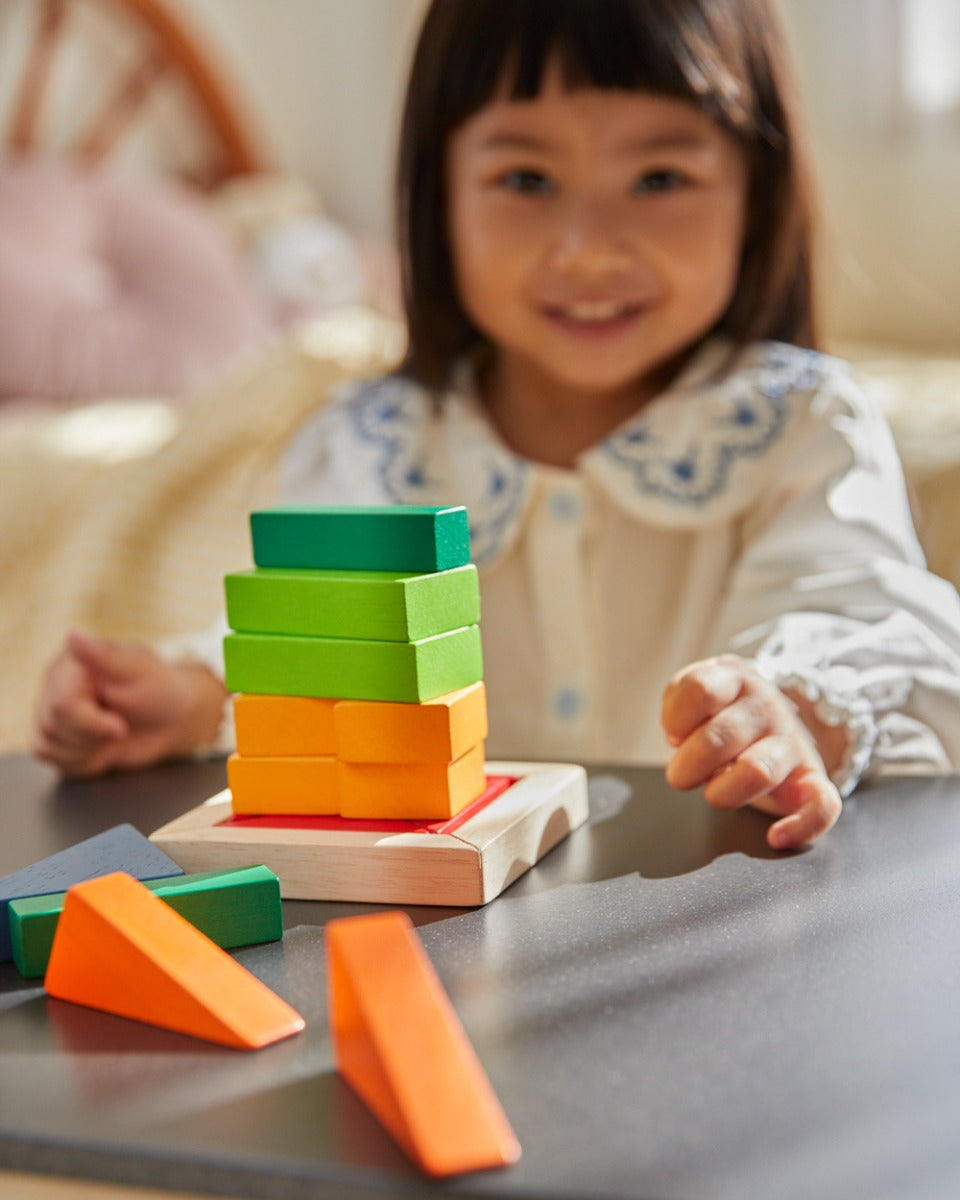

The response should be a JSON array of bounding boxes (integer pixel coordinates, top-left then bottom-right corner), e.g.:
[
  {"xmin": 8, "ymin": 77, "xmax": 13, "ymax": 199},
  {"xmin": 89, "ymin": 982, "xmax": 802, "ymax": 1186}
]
[
  {"xmin": 8, "ymin": 865, "xmax": 283, "ymax": 979},
  {"xmin": 250, "ymin": 506, "xmax": 471, "ymax": 573},
  {"xmin": 223, "ymin": 625, "xmax": 483, "ymax": 702},
  {"xmin": 224, "ymin": 564, "xmax": 480, "ymax": 642}
]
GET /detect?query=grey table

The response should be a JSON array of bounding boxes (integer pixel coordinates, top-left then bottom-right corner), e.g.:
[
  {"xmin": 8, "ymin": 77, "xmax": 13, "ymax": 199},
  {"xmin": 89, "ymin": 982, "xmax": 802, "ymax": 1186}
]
[{"xmin": 1, "ymin": 753, "xmax": 959, "ymax": 1200}]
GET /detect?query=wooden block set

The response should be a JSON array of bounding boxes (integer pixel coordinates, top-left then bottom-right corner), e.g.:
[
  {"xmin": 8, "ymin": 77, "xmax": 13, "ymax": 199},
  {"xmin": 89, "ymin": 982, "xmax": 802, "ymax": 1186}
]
[
  {"xmin": 223, "ymin": 505, "xmax": 490, "ymax": 821},
  {"xmin": 0, "ymin": 825, "xmax": 300, "ymax": 1049},
  {"xmin": 153, "ymin": 507, "xmax": 590, "ymax": 908},
  {"xmin": 1, "ymin": 829, "xmax": 520, "ymax": 1174},
  {"xmin": 3, "ymin": 508, "xmax": 603, "ymax": 1176}
]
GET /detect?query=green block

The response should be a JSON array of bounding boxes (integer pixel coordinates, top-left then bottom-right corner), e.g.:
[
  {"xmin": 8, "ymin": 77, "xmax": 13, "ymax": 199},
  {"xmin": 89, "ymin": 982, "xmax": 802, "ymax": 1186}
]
[
  {"xmin": 250, "ymin": 506, "xmax": 471, "ymax": 573},
  {"xmin": 225, "ymin": 564, "xmax": 480, "ymax": 642},
  {"xmin": 223, "ymin": 625, "xmax": 483, "ymax": 702},
  {"xmin": 8, "ymin": 865, "xmax": 283, "ymax": 979}
]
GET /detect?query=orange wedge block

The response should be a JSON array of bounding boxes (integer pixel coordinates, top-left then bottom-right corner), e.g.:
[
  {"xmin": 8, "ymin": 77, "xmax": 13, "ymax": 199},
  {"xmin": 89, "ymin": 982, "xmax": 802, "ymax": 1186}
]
[
  {"xmin": 45, "ymin": 872, "xmax": 304, "ymax": 1049},
  {"xmin": 326, "ymin": 910, "xmax": 520, "ymax": 1176}
]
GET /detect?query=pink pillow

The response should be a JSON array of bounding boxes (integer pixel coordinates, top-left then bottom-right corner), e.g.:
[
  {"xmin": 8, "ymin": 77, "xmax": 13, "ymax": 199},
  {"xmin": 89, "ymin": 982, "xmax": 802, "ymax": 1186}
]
[{"xmin": 0, "ymin": 159, "xmax": 274, "ymax": 401}]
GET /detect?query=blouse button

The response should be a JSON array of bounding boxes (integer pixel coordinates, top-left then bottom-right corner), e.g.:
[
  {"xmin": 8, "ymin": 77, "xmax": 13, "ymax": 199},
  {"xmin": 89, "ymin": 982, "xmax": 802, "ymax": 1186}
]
[
  {"xmin": 548, "ymin": 489, "xmax": 581, "ymax": 521},
  {"xmin": 552, "ymin": 685, "xmax": 585, "ymax": 719}
]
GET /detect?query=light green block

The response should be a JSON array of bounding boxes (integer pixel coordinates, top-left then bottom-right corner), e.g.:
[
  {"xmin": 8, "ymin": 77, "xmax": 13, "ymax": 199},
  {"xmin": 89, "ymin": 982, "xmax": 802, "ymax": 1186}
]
[
  {"xmin": 224, "ymin": 564, "xmax": 480, "ymax": 642},
  {"xmin": 8, "ymin": 865, "xmax": 283, "ymax": 979},
  {"xmin": 223, "ymin": 625, "xmax": 483, "ymax": 701},
  {"xmin": 250, "ymin": 505, "xmax": 471, "ymax": 573}
]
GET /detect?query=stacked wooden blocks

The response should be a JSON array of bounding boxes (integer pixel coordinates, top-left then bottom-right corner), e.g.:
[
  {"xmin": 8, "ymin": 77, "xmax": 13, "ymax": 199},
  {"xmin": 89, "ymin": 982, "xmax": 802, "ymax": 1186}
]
[
  {"xmin": 223, "ymin": 505, "xmax": 490, "ymax": 821},
  {"xmin": 152, "ymin": 503, "xmax": 590, "ymax": 907}
]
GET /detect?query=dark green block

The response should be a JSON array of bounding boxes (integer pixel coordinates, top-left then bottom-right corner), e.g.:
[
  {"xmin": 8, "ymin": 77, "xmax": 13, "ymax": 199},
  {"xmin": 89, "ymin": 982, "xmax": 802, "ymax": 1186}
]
[
  {"xmin": 8, "ymin": 865, "xmax": 283, "ymax": 979},
  {"xmin": 250, "ymin": 506, "xmax": 471, "ymax": 573},
  {"xmin": 225, "ymin": 564, "xmax": 480, "ymax": 642},
  {"xmin": 223, "ymin": 625, "xmax": 483, "ymax": 702}
]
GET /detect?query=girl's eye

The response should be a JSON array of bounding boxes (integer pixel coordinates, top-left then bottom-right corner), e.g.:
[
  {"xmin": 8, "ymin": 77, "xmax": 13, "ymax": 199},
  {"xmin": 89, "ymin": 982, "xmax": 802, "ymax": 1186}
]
[
  {"xmin": 633, "ymin": 169, "xmax": 686, "ymax": 194},
  {"xmin": 499, "ymin": 169, "xmax": 554, "ymax": 195}
]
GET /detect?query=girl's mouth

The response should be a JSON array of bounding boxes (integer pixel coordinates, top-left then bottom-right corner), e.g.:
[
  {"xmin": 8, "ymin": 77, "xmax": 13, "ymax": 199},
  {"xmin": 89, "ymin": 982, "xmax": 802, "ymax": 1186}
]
[{"xmin": 542, "ymin": 299, "xmax": 647, "ymax": 334}]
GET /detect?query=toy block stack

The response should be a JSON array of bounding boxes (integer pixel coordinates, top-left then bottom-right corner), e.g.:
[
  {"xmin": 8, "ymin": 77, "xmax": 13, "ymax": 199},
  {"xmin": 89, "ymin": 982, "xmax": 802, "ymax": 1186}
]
[
  {"xmin": 152, "ymin": 504, "xmax": 590, "ymax": 907},
  {"xmin": 222, "ymin": 506, "xmax": 489, "ymax": 821}
]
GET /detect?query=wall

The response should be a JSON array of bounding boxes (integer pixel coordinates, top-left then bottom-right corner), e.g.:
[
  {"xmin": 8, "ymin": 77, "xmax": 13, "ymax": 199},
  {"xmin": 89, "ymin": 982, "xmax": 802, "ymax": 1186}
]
[
  {"xmin": 179, "ymin": 0, "xmax": 426, "ymax": 238},
  {"xmin": 775, "ymin": 0, "xmax": 960, "ymax": 350}
]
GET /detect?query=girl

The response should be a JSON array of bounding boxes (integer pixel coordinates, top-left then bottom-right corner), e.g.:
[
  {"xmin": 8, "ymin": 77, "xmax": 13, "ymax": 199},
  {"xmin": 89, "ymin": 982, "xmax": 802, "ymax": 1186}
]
[{"xmin": 33, "ymin": 0, "xmax": 960, "ymax": 852}]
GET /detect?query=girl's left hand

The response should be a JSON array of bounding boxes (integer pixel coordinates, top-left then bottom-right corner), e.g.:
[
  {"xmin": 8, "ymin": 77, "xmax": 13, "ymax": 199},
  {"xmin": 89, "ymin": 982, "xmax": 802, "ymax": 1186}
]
[{"xmin": 660, "ymin": 654, "xmax": 843, "ymax": 851}]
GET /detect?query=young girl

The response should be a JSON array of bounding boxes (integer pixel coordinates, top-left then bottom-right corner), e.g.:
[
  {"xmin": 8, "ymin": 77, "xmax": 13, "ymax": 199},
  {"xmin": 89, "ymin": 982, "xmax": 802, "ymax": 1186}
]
[{"xmin": 33, "ymin": 0, "xmax": 960, "ymax": 852}]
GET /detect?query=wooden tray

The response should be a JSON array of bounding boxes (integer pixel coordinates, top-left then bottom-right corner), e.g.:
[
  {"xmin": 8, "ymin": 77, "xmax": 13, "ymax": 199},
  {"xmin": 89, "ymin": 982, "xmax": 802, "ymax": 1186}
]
[{"xmin": 150, "ymin": 761, "xmax": 589, "ymax": 907}]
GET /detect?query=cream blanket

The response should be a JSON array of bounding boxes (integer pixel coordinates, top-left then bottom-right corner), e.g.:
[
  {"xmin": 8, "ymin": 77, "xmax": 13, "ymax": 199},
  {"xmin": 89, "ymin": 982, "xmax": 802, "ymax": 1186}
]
[{"xmin": 0, "ymin": 308, "xmax": 404, "ymax": 752}]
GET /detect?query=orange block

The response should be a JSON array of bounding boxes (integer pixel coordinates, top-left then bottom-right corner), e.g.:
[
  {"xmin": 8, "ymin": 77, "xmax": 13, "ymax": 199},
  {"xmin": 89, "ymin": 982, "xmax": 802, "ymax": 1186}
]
[
  {"xmin": 338, "ymin": 742, "xmax": 486, "ymax": 820},
  {"xmin": 44, "ymin": 873, "xmax": 304, "ymax": 1049},
  {"xmin": 233, "ymin": 694, "xmax": 337, "ymax": 757},
  {"xmin": 227, "ymin": 753, "xmax": 339, "ymax": 815},
  {"xmin": 334, "ymin": 682, "xmax": 488, "ymax": 764},
  {"xmin": 326, "ymin": 911, "xmax": 520, "ymax": 1176}
]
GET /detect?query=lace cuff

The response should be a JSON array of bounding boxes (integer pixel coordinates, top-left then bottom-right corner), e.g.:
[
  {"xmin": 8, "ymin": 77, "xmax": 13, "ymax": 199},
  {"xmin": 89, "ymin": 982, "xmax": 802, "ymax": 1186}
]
[{"xmin": 763, "ymin": 667, "xmax": 878, "ymax": 797}]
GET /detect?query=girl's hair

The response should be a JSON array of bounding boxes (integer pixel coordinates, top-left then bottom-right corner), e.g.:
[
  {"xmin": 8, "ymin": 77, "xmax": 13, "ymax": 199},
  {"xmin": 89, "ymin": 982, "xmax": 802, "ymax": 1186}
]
[{"xmin": 396, "ymin": 0, "xmax": 818, "ymax": 390}]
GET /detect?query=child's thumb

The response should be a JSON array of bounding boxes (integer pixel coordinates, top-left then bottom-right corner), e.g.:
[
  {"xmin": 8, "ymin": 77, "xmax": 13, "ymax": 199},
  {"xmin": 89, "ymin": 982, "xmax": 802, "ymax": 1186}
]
[{"xmin": 66, "ymin": 630, "xmax": 145, "ymax": 684}]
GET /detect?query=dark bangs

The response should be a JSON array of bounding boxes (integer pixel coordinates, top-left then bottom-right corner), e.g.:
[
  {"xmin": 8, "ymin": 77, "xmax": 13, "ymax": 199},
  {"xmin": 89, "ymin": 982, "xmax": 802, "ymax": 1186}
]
[
  {"xmin": 397, "ymin": 0, "xmax": 816, "ymax": 390},
  {"xmin": 435, "ymin": 0, "xmax": 761, "ymax": 139}
]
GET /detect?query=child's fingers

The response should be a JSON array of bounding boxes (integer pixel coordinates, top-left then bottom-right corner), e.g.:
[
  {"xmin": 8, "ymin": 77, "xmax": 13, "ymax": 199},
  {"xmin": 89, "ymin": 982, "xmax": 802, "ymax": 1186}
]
[
  {"xmin": 766, "ymin": 769, "xmax": 842, "ymax": 850},
  {"xmin": 31, "ymin": 724, "xmax": 122, "ymax": 777},
  {"xmin": 665, "ymin": 692, "xmax": 772, "ymax": 789},
  {"xmin": 67, "ymin": 630, "xmax": 151, "ymax": 688},
  {"xmin": 661, "ymin": 655, "xmax": 746, "ymax": 742},
  {"xmin": 700, "ymin": 733, "xmax": 797, "ymax": 809},
  {"xmin": 36, "ymin": 687, "xmax": 127, "ymax": 746}
]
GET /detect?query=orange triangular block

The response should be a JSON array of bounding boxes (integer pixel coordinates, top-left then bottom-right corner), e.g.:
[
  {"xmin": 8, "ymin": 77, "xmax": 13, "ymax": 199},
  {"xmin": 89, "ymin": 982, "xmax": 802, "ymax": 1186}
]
[
  {"xmin": 44, "ymin": 872, "xmax": 304, "ymax": 1049},
  {"xmin": 326, "ymin": 911, "xmax": 520, "ymax": 1176}
]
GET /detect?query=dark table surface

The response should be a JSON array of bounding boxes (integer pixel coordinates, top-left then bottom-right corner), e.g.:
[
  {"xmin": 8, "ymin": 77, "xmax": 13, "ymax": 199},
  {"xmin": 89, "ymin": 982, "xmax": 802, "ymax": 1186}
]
[{"xmin": 1, "ymin": 753, "xmax": 960, "ymax": 1200}]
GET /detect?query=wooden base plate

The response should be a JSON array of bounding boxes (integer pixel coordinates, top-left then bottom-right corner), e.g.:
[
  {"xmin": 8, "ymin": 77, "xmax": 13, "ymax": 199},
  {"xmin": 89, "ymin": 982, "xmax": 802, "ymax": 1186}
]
[{"xmin": 150, "ymin": 761, "xmax": 589, "ymax": 907}]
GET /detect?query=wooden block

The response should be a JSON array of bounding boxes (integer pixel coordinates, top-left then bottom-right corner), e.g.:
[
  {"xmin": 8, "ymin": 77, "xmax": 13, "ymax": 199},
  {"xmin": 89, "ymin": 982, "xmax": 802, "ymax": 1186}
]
[
  {"xmin": 150, "ymin": 762, "xmax": 590, "ymax": 906},
  {"xmin": 44, "ymin": 873, "xmax": 304, "ymax": 1049},
  {"xmin": 338, "ymin": 742, "xmax": 487, "ymax": 820},
  {"xmin": 0, "ymin": 824, "xmax": 183, "ymax": 962},
  {"xmin": 250, "ymin": 506, "xmax": 470, "ymax": 573},
  {"xmin": 9, "ymin": 865, "xmax": 283, "ymax": 979},
  {"xmin": 227, "ymin": 753, "xmax": 339, "ymax": 815},
  {"xmin": 223, "ymin": 625, "xmax": 483, "ymax": 702},
  {"xmin": 225, "ymin": 564, "xmax": 480, "ymax": 642},
  {"xmin": 233, "ymin": 694, "xmax": 338, "ymax": 757},
  {"xmin": 327, "ymin": 910, "xmax": 520, "ymax": 1176},
  {"xmin": 335, "ymin": 682, "xmax": 488, "ymax": 764}
]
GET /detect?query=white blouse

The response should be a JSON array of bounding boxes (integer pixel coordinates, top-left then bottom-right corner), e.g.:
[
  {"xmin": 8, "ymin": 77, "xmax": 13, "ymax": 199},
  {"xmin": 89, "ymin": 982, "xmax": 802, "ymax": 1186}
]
[{"xmin": 191, "ymin": 339, "xmax": 960, "ymax": 793}]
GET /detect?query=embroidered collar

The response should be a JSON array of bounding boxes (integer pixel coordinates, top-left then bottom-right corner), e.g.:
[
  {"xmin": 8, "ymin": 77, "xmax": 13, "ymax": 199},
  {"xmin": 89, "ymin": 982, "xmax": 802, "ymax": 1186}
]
[{"xmin": 339, "ymin": 340, "xmax": 831, "ymax": 565}]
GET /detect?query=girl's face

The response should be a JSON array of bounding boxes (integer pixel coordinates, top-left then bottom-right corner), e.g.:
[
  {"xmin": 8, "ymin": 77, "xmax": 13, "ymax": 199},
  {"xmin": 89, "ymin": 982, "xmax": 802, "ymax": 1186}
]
[{"xmin": 446, "ymin": 66, "xmax": 749, "ymax": 459}]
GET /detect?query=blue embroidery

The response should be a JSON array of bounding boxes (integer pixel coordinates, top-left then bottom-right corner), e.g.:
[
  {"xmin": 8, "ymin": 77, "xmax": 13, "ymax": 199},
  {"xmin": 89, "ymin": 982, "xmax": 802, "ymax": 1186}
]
[
  {"xmin": 343, "ymin": 344, "xmax": 826, "ymax": 543},
  {"xmin": 345, "ymin": 377, "xmax": 531, "ymax": 566},
  {"xmin": 599, "ymin": 344, "xmax": 823, "ymax": 505}
]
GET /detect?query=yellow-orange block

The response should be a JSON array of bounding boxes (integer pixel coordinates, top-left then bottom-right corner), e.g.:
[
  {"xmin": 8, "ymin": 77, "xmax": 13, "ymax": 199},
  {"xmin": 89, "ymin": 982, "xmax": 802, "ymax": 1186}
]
[
  {"xmin": 334, "ymin": 682, "xmax": 487, "ymax": 764},
  {"xmin": 327, "ymin": 910, "xmax": 520, "ymax": 1176},
  {"xmin": 233, "ymin": 694, "xmax": 337, "ymax": 757},
  {"xmin": 338, "ymin": 742, "xmax": 486, "ymax": 820},
  {"xmin": 227, "ymin": 753, "xmax": 339, "ymax": 815},
  {"xmin": 45, "ymin": 873, "xmax": 304, "ymax": 1049}
]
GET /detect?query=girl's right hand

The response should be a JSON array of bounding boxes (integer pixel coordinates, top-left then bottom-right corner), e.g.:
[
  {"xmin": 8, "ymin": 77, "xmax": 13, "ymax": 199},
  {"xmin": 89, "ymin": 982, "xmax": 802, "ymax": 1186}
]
[{"xmin": 32, "ymin": 631, "xmax": 227, "ymax": 778}]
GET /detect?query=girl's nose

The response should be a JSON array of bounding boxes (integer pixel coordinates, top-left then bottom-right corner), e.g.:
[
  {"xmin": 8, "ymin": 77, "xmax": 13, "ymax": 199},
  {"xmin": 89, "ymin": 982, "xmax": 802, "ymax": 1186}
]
[{"xmin": 547, "ymin": 199, "xmax": 635, "ymax": 274}]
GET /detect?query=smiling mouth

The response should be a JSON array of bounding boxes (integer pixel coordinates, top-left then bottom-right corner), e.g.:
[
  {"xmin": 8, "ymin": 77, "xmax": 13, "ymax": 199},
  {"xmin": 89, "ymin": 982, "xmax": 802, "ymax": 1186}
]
[{"xmin": 543, "ymin": 300, "xmax": 647, "ymax": 328}]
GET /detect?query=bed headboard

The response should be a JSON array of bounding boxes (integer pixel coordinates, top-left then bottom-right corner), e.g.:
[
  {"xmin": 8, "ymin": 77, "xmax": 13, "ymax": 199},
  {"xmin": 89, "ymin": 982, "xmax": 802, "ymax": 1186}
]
[{"xmin": 1, "ymin": 0, "xmax": 267, "ymax": 188}]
